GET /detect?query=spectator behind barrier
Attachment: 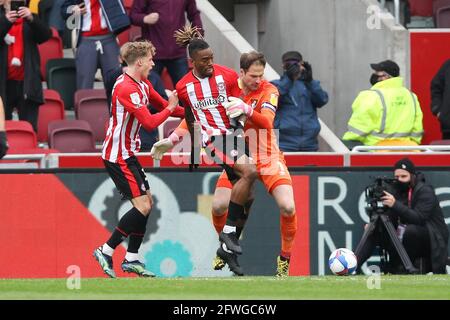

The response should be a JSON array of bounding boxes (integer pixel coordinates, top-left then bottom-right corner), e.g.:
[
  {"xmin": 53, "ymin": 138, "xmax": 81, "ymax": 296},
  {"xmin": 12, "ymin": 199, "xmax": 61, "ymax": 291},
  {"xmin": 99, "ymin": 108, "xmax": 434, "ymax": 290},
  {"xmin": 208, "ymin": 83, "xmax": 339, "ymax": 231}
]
[
  {"xmin": 431, "ymin": 58, "xmax": 450, "ymax": 140},
  {"xmin": 0, "ymin": 0, "xmax": 52, "ymax": 132},
  {"xmin": 61, "ymin": 0, "xmax": 121, "ymax": 90},
  {"xmin": 130, "ymin": 0, "xmax": 203, "ymax": 86},
  {"xmin": 271, "ymin": 50, "xmax": 329, "ymax": 152},
  {"xmin": 342, "ymin": 60, "xmax": 423, "ymax": 150}
]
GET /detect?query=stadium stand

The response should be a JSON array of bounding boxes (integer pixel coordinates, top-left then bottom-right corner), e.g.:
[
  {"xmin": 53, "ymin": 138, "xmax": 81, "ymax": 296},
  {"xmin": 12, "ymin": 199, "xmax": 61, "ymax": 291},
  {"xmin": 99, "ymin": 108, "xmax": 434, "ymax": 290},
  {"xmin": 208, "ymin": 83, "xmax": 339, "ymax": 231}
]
[
  {"xmin": 46, "ymin": 58, "xmax": 77, "ymax": 110},
  {"xmin": 162, "ymin": 119, "xmax": 182, "ymax": 139},
  {"xmin": 5, "ymin": 120, "xmax": 38, "ymax": 152},
  {"xmin": 74, "ymin": 94, "xmax": 109, "ymax": 143},
  {"xmin": 38, "ymin": 27, "xmax": 63, "ymax": 81},
  {"xmin": 433, "ymin": 0, "xmax": 450, "ymax": 27},
  {"xmin": 48, "ymin": 120, "xmax": 97, "ymax": 153},
  {"xmin": 37, "ymin": 90, "xmax": 66, "ymax": 143}
]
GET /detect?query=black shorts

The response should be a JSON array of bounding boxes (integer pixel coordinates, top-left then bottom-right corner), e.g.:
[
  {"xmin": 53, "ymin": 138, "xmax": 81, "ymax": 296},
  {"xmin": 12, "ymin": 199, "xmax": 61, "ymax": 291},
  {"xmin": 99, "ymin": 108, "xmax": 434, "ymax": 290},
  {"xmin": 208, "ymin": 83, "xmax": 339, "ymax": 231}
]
[
  {"xmin": 204, "ymin": 133, "xmax": 251, "ymax": 182},
  {"xmin": 103, "ymin": 156, "xmax": 150, "ymax": 200}
]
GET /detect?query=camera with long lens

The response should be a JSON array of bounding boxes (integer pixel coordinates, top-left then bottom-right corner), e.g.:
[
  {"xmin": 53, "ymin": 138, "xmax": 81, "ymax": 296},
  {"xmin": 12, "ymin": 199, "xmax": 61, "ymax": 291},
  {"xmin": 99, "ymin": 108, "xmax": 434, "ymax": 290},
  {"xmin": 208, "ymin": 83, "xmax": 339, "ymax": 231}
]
[{"xmin": 365, "ymin": 176, "xmax": 398, "ymax": 217}]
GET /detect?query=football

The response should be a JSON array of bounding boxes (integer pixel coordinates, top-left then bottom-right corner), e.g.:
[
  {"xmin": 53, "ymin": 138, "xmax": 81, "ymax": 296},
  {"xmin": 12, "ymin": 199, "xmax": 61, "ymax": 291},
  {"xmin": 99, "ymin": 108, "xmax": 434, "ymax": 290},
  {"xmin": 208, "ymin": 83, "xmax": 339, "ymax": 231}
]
[{"xmin": 328, "ymin": 248, "xmax": 357, "ymax": 275}]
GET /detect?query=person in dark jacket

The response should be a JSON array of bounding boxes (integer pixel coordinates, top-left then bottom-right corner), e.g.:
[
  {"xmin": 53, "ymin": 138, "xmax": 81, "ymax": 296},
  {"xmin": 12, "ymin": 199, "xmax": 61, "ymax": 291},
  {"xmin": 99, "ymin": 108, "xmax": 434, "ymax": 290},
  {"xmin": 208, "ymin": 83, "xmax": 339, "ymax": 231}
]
[
  {"xmin": 0, "ymin": 1, "xmax": 51, "ymax": 132},
  {"xmin": 431, "ymin": 59, "xmax": 450, "ymax": 139},
  {"xmin": 271, "ymin": 51, "xmax": 328, "ymax": 152},
  {"xmin": 130, "ymin": 0, "xmax": 203, "ymax": 86},
  {"xmin": 357, "ymin": 158, "xmax": 449, "ymax": 274}
]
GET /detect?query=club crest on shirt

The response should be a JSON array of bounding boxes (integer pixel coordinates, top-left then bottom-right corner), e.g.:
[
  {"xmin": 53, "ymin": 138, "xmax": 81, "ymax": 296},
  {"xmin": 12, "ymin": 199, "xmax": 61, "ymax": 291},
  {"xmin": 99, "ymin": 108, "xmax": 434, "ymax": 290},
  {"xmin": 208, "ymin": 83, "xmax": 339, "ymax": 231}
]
[
  {"xmin": 130, "ymin": 92, "xmax": 141, "ymax": 108},
  {"xmin": 217, "ymin": 82, "xmax": 225, "ymax": 92}
]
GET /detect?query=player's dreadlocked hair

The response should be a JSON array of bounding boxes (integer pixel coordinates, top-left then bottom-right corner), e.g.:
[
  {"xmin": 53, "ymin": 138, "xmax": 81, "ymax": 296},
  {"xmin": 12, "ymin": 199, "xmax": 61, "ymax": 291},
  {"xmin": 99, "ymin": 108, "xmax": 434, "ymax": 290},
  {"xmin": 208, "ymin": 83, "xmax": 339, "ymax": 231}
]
[{"xmin": 174, "ymin": 23, "xmax": 208, "ymax": 58}]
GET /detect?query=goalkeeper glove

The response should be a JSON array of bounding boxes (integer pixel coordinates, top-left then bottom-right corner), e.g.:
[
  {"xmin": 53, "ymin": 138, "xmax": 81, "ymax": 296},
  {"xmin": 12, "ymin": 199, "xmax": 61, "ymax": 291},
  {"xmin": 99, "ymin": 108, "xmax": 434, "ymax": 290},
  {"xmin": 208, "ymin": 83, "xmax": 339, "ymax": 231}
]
[
  {"xmin": 150, "ymin": 132, "xmax": 179, "ymax": 160},
  {"xmin": 223, "ymin": 96, "xmax": 253, "ymax": 119}
]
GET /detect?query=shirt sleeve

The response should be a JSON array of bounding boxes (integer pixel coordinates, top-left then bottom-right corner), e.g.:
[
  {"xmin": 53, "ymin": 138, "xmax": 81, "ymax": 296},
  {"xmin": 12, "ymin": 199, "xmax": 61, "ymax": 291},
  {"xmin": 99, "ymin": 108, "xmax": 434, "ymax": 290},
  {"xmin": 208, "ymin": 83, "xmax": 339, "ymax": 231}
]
[
  {"xmin": 147, "ymin": 83, "xmax": 185, "ymax": 118},
  {"xmin": 118, "ymin": 86, "xmax": 171, "ymax": 132},
  {"xmin": 247, "ymin": 86, "xmax": 278, "ymax": 129}
]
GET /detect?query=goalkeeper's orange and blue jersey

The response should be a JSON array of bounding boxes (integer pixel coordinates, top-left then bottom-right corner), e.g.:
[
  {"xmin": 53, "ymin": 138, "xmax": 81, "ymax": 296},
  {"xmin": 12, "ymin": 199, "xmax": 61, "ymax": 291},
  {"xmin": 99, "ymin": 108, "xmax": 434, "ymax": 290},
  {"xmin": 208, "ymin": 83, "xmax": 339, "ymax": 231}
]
[{"xmin": 239, "ymin": 79, "xmax": 281, "ymax": 163}]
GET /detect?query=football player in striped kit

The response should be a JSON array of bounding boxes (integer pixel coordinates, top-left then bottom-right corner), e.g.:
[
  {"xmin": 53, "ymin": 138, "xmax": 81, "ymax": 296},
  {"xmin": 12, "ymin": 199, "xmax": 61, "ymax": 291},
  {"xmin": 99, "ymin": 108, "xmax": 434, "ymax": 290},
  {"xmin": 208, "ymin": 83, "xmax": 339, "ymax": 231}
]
[
  {"xmin": 150, "ymin": 25, "xmax": 258, "ymax": 275},
  {"xmin": 94, "ymin": 41, "xmax": 183, "ymax": 278}
]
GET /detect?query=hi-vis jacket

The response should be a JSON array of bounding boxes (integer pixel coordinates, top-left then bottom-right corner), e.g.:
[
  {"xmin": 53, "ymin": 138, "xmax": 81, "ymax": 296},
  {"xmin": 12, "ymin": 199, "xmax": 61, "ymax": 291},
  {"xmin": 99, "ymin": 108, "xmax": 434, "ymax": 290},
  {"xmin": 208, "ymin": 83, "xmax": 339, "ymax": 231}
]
[{"xmin": 343, "ymin": 77, "xmax": 423, "ymax": 146}]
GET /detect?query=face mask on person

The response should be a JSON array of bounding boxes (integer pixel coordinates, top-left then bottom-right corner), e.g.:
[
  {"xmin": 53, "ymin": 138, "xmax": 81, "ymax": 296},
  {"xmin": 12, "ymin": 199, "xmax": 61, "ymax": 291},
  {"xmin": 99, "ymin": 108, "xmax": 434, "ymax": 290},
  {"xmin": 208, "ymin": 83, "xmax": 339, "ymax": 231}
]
[
  {"xmin": 396, "ymin": 180, "xmax": 410, "ymax": 192},
  {"xmin": 370, "ymin": 73, "xmax": 380, "ymax": 85}
]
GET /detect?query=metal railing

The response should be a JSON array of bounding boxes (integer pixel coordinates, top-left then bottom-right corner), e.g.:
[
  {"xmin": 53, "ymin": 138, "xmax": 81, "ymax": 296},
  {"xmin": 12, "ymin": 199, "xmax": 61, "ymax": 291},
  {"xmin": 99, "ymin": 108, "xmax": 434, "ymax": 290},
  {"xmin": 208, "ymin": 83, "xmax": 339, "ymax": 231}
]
[
  {"xmin": 379, "ymin": 0, "xmax": 401, "ymax": 25},
  {"xmin": 352, "ymin": 145, "xmax": 450, "ymax": 152},
  {"xmin": 0, "ymin": 154, "xmax": 47, "ymax": 169}
]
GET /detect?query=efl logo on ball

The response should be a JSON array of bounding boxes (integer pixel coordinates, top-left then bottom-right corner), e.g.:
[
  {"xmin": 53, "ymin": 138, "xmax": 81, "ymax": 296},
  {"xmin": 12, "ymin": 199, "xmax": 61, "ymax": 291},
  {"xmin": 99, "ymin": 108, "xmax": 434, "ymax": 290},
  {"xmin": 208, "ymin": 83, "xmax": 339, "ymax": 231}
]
[{"xmin": 328, "ymin": 248, "xmax": 357, "ymax": 276}]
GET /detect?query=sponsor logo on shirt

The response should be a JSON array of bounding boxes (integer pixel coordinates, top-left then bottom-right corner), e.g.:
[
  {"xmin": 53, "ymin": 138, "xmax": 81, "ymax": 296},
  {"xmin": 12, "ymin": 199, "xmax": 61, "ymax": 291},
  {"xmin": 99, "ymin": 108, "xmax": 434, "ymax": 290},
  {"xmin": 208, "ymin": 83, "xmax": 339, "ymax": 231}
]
[{"xmin": 192, "ymin": 95, "xmax": 226, "ymax": 110}]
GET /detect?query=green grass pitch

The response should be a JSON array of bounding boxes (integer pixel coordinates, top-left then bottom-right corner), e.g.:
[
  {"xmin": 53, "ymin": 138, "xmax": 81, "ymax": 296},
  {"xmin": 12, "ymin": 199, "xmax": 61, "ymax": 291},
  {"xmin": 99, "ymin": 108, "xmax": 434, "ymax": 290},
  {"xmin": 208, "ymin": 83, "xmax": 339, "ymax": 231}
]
[{"xmin": 0, "ymin": 275, "xmax": 449, "ymax": 300}]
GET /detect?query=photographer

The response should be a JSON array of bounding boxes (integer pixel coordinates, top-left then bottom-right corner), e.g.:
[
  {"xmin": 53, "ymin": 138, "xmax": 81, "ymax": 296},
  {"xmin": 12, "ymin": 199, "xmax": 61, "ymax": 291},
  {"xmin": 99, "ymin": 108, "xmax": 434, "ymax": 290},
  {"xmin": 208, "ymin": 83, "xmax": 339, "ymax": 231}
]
[
  {"xmin": 357, "ymin": 158, "xmax": 449, "ymax": 274},
  {"xmin": 271, "ymin": 51, "xmax": 328, "ymax": 152}
]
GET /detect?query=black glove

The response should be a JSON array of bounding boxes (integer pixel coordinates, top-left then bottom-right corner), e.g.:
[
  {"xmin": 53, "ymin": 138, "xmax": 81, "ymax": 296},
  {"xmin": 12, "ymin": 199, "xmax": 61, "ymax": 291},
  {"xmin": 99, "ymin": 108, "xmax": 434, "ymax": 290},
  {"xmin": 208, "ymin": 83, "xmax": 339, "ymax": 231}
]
[
  {"xmin": 0, "ymin": 131, "xmax": 8, "ymax": 159},
  {"xmin": 301, "ymin": 61, "xmax": 313, "ymax": 83},
  {"xmin": 285, "ymin": 62, "xmax": 301, "ymax": 81}
]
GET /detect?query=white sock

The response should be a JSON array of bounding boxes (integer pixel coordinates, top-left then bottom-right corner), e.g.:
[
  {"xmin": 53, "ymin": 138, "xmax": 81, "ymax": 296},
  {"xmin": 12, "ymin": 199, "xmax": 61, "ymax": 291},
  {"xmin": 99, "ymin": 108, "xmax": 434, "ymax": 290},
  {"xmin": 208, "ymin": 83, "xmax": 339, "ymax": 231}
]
[
  {"xmin": 125, "ymin": 252, "xmax": 139, "ymax": 262},
  {"xmin": 101, "ymin": 243, "xmax": 114, "ymax": 257},
  {"xmin": 222, "ymin": 243, "xmax": 233, "ymax": 253},
  {"xmin": 223, "ymin": 225, "xmax": 236, "ymax": 234}
]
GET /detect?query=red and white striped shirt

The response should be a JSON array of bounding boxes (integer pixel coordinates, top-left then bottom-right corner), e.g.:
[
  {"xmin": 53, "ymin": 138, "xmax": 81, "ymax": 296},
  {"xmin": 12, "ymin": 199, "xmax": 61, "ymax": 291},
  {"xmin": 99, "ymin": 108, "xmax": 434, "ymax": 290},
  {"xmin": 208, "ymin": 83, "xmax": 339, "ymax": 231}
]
[
  {"xmin": 81, "ymin": 0, "xmax": 109, "ymax": 37},
  {"xmin": 102, "ymin": 73, "xmax": 173, "ymax": 163},
  {"xmin": 176, "ymin": 64, "xmax": 240, "ymax": 141}
]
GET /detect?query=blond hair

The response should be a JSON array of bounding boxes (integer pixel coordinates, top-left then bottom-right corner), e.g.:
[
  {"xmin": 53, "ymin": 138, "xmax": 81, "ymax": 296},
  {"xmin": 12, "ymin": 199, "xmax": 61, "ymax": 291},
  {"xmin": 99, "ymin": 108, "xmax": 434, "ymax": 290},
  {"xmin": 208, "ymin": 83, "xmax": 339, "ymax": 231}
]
[{"xmin": 120, "ymin": 40, "xmax": 156, "ymax": 66}]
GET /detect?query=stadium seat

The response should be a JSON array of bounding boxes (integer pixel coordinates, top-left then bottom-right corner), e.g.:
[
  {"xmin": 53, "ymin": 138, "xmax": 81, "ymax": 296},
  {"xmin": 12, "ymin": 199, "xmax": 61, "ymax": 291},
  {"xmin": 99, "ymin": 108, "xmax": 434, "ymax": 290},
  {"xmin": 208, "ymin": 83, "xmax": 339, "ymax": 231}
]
[
  {"xmin": 408, "ymin": 0, "xmax": 433, "ymax": 16},
  {"xmin": 5, "ymin": 120, "xmax": 38, "ymax": 152},
  {"xmin": 74, "ymin": 89, "xmax": 107, "ymax": 113},
  {"xmin": 44, "ymin": 89, "xmax": 63, "ymax": 102},
  {"xmin": 38, "ymin": 27, "xmax": 63, "ymax": 81},
  {"xmin": 162, "ymin": 119, "xmax": 182, "ymax": 138},
  {"xmin": 117, "ymin": 25, "xmax": 142, "ymax": 46},
  {"xmin": 48, "ymin": 120, "xmax": 97, "ymax": 153},
  {"xmin": 46, "ymin": 58, "xmax": 77, "ymax": 110},
  {"xmin": 430, "ymin": 139, "xmax": 450, "ymax": 145},
  {"xmin": 433, "ymin": 0, "xmax": 450, "ymax": 27},
  {"xmin": 123, "ymin": 0, "xmax": 134, "ymax": 9},
  {"xmin": 37, "ymin": 90, "xmax": 66, "ymax": 142},
  {"xmin": 75, "ymin": 97, "xmax": 110, "ymax": 142},
  {"xmin": 161, "ymin": 68, "xmax": 174, "ymax": 90}
]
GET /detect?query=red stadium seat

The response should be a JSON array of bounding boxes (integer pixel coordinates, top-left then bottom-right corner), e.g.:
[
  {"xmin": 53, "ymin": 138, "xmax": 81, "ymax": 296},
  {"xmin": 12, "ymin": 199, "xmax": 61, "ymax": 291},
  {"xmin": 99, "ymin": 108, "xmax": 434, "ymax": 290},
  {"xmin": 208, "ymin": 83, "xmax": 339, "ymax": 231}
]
[
  {"xmin": 38, "ymin": 27, "xmax": 63, "ymax": 81},
  {"xmin": 162, "ymin": 119, "xmax": 182, "ymax": 138},
  {"xmin": 44, "ymin": 89, "xmax": 63, "ymax": 102},
  {"xmin": 75, "ymin": 97, "xmax": 110, "ymax": 142},
  {"xmin": 74, "ymin": 89, "xmax": 107, "ymax": 113},
  {"xmin": 408, "ymin": 0, "xmax": 433, "ymax": 16},
  {"xmin": 38, "ymin": 90, "xmax": 66, "ymax": 142},
  {"xmin": 117, "ymin": 25, "xmax": 142, "ymax": 46},
  {"xmin": 161, "ymin": 68, "xmax": 174, "ymax": 90},
  {"xmin": 5, "ymin": 120, "xmax": 38, "ymax": 152},
  {"xmin": 434, "ymin": 0, "xmax": 450, "ymax": 27},
  {"xmin": 430, "ymin": 139, "xmax": 450, "ymax": 145},
  {"xmin": 48, "ymin": 120, "xmax": 97, "ymax": 153},
  {"xmin": 123, "ymin": 0, "xmax": 134, "ymax": 10}
]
